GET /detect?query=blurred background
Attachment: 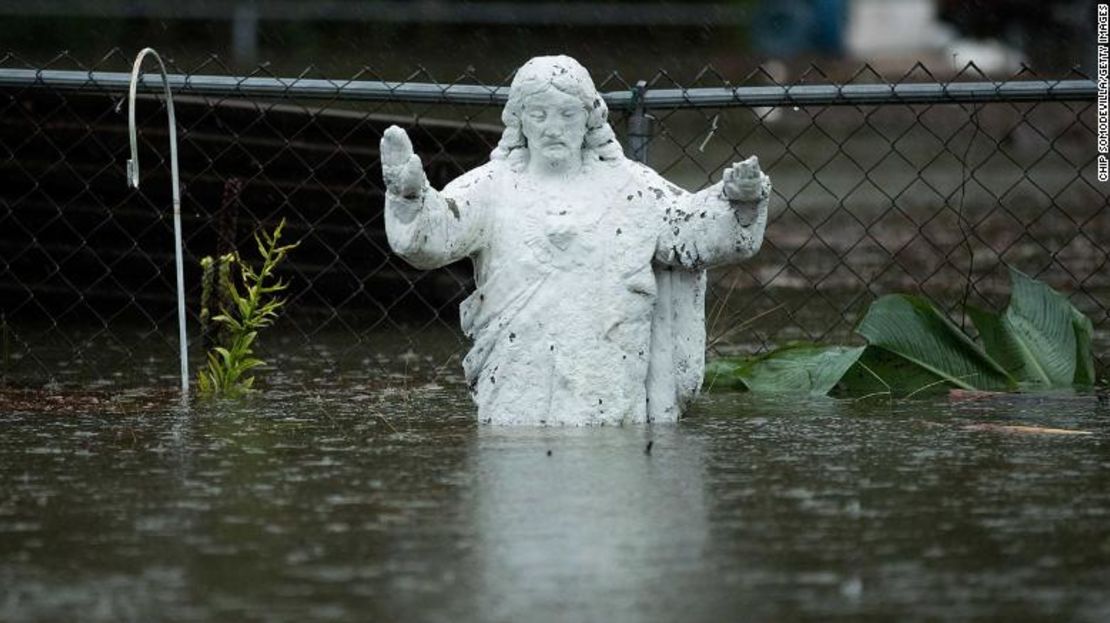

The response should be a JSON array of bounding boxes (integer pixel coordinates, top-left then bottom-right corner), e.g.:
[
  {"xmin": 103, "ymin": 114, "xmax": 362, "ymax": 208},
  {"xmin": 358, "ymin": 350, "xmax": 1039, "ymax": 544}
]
[{"xmin": 0, "ymin": 0, "xmax": 1097, "ymax": 79}]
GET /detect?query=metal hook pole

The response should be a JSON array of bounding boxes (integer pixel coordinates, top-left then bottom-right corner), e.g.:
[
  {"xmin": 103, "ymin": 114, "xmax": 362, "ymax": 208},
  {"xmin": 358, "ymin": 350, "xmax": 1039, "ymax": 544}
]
[{"xmin": 126, "ymin": 48, "xmax": 189, "ymax": 398}]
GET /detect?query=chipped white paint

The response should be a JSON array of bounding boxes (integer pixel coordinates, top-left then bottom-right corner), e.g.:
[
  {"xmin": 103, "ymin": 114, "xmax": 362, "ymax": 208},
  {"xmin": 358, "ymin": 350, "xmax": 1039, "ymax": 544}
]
[{"xmin": 382, "ymin": 55, "xmax": 770, "ymax": 425}]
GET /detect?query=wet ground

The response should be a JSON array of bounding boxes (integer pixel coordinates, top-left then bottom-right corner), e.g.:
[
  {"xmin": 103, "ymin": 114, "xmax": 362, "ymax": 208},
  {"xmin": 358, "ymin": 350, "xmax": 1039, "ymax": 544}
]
[{"xmin": 2, "ymin": 384, "xmax": 1109, "ymax": 622}]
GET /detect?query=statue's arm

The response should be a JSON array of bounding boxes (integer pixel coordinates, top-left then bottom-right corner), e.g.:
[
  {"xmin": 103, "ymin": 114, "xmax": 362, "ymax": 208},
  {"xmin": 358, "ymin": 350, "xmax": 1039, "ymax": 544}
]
[
  {"xmin": 380, "ymin": 126, "xmax": 488, "ymax": 269},
  {"xmin": 654, "ymin": 156, "xmax": 770, "ymax": 270}
]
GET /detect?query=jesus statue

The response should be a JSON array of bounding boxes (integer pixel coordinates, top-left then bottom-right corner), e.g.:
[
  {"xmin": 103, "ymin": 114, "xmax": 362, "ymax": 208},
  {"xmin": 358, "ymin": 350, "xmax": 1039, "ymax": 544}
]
[{"xmin": 381, "ymin": 55, "xmax": 770, "ymax": 425}]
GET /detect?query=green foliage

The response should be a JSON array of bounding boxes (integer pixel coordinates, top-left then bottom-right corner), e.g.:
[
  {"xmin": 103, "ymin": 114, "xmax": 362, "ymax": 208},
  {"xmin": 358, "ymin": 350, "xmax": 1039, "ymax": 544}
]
[
  {"xmin": 706, "ymin": 344, "xmax": 864, "ymax": 395},
  {"xmin": 856, "ymin": 293, "xmax": 1014, "ymax": 392},
  {"xmin": 197, "ymin": 220, "xmax": 298, "ymax": 399},
  {"xmin": 835, "ymin": 346, "xmax": 950, "ymax": 398},
  {"xmin": 706, "ymin": 269, "xmax": 1096, "ymax": 397},
  {"xmin": 967, "ymin": 270, "xmax": 1091, "ymax": 388}
]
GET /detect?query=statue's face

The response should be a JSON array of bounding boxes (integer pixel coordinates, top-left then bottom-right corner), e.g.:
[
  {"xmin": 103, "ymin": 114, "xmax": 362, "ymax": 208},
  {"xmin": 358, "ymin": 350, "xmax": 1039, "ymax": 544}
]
[{"xmin": 520, "ymin": 87, "xmax": 588, "ymax": 168}]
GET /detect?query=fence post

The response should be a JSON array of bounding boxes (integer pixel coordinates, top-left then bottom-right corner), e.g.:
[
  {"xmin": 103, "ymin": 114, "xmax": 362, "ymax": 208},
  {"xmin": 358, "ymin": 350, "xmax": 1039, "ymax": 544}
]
[{"xmin": 627, "ymin": 80, "xmax": 654, "ymax": 165}]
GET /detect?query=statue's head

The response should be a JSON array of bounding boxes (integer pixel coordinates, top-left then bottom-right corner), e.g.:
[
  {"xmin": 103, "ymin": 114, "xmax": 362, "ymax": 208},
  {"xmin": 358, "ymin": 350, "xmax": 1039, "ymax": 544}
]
[{"xmin": 491, "ymin": 55, "xmax": 624, "ymax": 171}]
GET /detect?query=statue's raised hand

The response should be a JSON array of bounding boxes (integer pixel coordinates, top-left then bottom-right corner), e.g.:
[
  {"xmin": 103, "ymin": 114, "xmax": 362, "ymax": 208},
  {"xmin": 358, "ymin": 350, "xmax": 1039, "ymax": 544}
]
[
  {"xmin": 380, "ymin": 125, "xmax": 428, "ymax": 201},
  {"xmin": 722, "ymin": 156, "xmax": 765, "ymax": 203}
]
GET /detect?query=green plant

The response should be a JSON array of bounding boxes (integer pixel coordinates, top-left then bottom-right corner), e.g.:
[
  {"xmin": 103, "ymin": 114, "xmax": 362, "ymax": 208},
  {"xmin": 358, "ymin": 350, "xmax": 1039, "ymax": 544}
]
[
  {"xmin": 704, "ymin": 343, "xmax": 865, "ymax": 396},
  {"xmin": 706, "ymin": 268, "xmax": 1096, "ymax": 397},
  {"xmin": 197, "ymin": 219, "xmax": 298, "ymax": 398}
]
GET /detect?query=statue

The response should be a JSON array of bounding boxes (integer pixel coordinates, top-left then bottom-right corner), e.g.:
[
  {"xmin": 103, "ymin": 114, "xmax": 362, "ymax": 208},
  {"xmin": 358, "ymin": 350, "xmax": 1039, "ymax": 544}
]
[{"xmin": 381, "ymin": 55, "xmax": 770, "ymax": 425}]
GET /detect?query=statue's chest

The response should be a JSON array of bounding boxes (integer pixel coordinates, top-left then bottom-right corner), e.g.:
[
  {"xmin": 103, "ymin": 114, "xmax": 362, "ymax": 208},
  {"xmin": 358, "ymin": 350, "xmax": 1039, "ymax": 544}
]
[{"xmin": 492, "ymin": 182, "xmax": 655, "ymax": 271}]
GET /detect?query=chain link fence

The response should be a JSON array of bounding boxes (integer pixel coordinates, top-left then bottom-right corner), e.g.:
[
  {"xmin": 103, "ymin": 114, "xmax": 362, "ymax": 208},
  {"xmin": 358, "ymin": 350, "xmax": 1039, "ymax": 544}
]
[{"xmin": 0, "ymin": 50, "xmax": 1103, "ymax": 392}]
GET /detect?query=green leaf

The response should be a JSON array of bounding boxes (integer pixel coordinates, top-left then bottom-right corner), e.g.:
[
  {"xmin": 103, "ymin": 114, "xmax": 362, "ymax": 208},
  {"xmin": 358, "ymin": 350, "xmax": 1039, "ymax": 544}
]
[
  {"xmin": 967, "ymin": 305, "xmax": 1026, "ymax": 379},
  {"xmin": 969, "ymin": 269, "xmax": 1093, "ymax": 388},
  {"xmin": 1072, "ymin": 306, "xmax": 1095, "ymax": 386},
  {"xmin": 197, "ymin": 371, "xmax": 211, "ymax": 394},
  {"xmin": 856, "ymin": 294, "xmax": 1014, "ymax": 391},
  {"xmin": 995, "ymin": 268, "xmax": 1077, "ymax": 387},
  {"xmin": 837, "ymin": 346, "xmax": 949, "ymax": 397},
  {"xmin": 212, "ymin": 313, "xmax": 243, "ymax": 331},
  {"xmin": 235, "ymin": 296, "xmax": 252, "ymax": 321},
  {"xmin": 704, "ymin": 358, "xmax": 747, "ymax": 392},
  {"xmin": 705, "ymin": 344, "xmax": 865, "ymax": 395},
  {"xmin": 239, "ymin": 331, "xmax": 258, "ymax": 352},
  {"xmin": 233, "ymin": 357, "xmax": 264, "ymax": 376},
  {"xmin": 214, "ymin": 346, "xmax": 233, "ymax": 365}
]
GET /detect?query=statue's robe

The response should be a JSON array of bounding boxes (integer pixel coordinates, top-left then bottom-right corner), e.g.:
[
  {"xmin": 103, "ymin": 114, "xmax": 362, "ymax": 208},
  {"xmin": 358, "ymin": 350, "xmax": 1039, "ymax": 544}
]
[{"xmin": 385, "ymin": 158, "xmax": 769, "ymax": 425}]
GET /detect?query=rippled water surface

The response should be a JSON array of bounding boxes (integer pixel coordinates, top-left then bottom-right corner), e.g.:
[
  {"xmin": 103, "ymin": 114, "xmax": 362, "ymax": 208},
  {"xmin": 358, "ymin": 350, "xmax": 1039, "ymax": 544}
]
[{"xmin": 3, "ymin": 386, "xmax": 1110, "ymax": 622}]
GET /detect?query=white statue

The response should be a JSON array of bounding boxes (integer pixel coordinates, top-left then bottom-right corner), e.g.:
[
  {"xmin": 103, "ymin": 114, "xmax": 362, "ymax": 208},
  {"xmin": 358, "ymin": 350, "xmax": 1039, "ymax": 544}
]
[{"xmin": 381, "ymin": 55, "xmax": 770, "ymax": 425}]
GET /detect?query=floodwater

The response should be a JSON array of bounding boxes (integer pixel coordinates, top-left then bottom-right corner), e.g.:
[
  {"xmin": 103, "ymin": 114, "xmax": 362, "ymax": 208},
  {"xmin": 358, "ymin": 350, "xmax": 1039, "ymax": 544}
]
[{"xmin": 2, "ymin": 386, "xmax": 1110, "ymax": 622}]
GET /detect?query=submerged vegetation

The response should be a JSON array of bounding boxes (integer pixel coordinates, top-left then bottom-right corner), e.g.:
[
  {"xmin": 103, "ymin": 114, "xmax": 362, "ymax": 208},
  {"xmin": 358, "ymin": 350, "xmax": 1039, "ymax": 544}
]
[
  {"xmin": 707, "ymin": 269, "xmax": 1096, "ymax": 397},
  {"xmin": 197, "ymin": 219, "xmax": 298, "ymax": 398}
]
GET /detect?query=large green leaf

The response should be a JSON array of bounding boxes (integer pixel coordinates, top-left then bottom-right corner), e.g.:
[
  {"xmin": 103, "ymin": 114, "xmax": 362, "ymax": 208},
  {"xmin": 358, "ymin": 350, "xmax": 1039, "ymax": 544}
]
[
  {"xmin": 836, "ymin": 346, "xmax": 950, "ymax": 397},
  {"xmin": 855, "ymin": 294, "xmax": 1015, "ymax": 391},
  {"xmin": 704, "ymin": 359, "xmax": 747, "ymax": 392},
  {"xmin": 705, "ymin": 344, "xmax": 865, "ymax": 395},
  {"xmin": 969, "ymin": 269, "xmax": 1092, "ymax": 388},
  {"xmin": 967, "ymin": 305, "xmax": 1026, "ymax": 379},
  {"xmin": 997, "ymin": 268, "xmax": 1077, "ymax": 387}
]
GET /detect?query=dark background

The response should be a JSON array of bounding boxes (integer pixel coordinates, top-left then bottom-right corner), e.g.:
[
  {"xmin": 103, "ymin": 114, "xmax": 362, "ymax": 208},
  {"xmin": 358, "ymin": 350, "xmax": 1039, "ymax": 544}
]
[{"xmin": 0, "ymin": 0, "xmax": 1097, "ymax": 80}]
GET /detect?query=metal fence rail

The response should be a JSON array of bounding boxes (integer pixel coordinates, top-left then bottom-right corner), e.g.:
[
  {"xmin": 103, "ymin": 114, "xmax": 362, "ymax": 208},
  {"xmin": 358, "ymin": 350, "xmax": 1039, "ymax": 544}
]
[
  {"xmin": 0, "ymin": 51, "xmax": 1103, "ymax": 390},
  {"xmin": 0, "ymin": 68, "xmax": 1095, "ymax": 106}
]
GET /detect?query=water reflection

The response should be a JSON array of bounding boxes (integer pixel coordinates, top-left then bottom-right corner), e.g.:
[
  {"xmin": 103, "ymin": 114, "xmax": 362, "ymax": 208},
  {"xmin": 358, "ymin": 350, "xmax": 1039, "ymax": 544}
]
[{"xmin": 465, "ymin": 425, "xmax": 711, "ymax": 621}]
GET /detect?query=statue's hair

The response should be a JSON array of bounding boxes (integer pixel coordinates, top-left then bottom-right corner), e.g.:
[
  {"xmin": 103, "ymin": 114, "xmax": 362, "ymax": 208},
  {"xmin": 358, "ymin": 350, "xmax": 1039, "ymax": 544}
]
[{"xmin": 491, "ymin": 55, "xmax": 624, "ymax": 171}]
